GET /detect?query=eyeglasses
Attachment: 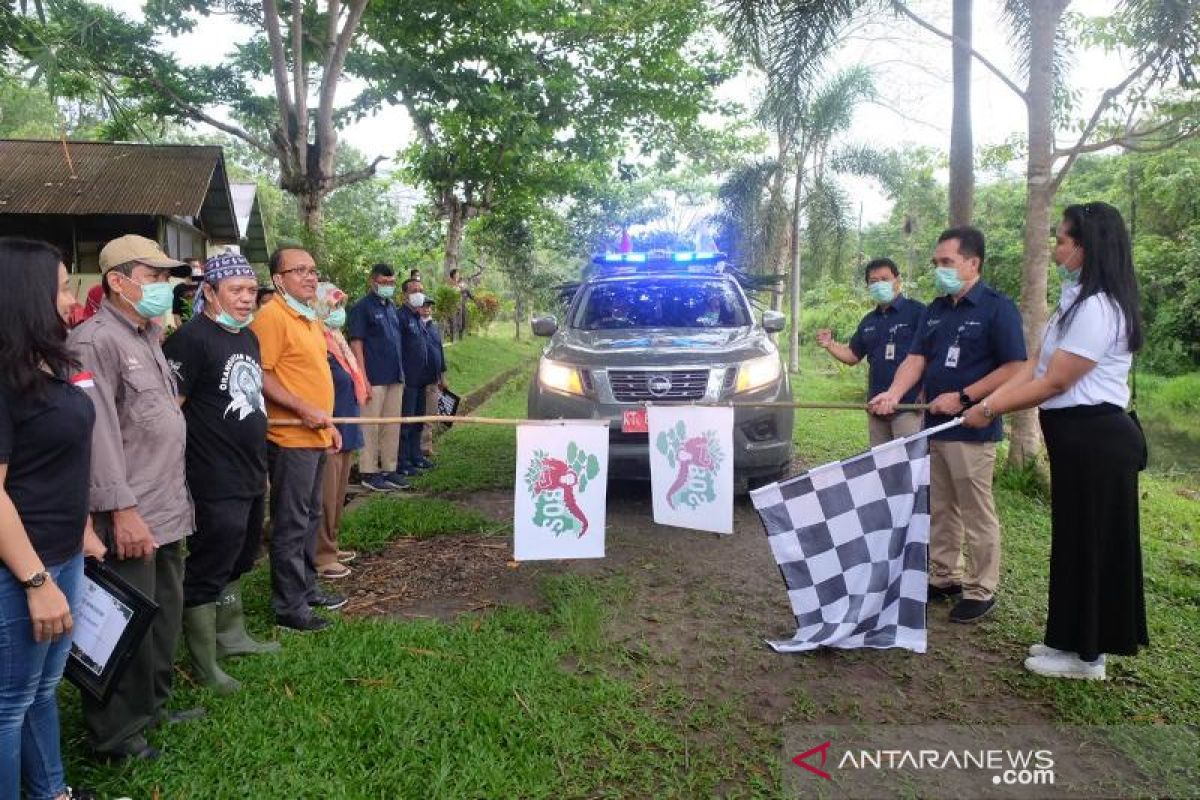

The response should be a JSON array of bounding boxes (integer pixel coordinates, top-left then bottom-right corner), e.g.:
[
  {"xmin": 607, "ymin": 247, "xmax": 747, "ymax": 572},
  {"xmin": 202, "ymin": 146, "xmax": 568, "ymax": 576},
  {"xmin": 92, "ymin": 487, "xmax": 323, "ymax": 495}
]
[{"xmin": 279, "ymin": 267, "xmax": 322, "ymax": 280}]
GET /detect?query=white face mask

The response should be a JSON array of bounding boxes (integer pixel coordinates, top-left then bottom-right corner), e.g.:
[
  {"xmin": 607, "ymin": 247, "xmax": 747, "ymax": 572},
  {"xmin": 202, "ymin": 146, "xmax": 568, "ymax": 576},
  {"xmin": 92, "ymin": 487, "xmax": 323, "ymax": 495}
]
[{"xmin": 407, "ymin": 292, "xmax": 426, "ymax": 308}]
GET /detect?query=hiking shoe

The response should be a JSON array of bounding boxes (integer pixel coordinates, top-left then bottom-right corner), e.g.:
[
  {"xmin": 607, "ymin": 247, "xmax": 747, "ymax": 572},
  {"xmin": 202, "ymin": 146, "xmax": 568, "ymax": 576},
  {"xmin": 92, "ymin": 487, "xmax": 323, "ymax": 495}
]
[
  {"xmin": 927, "ymin": 582, "xmax": 963, "ymax": 601},
  {"xmin": 1024, "ymin": 652, "xmax": 1106, "ymax": 680},
  {"xmin": 360, "ymin": 474, "xmax": 393, "ymax": 492},
  {"xmin": 413, "ymin": 457, "xmax": 436, "ymax": 470},
  {"xmin": 949, "ymin": 597, "xmax": 996, "ymax": 623},
  {"xmin": 1028, "ymin": 643, "xmax": 1074, "ymax": 658},
  {"xmin": 276, "ymin": 613, "xmax": 331, "ymax": 633},
  {"xmin": 381, "ymin": 472, "xmax": 412, "ymax": 490},
  {"xmin": 336, "ymin": 550, "xmax": 359, "ymax": 564},
  {"xmin": 317, "ymin": 563, "xmax": 352, "ymax": 580},
  {"xmin": 308, "ymin": 590, "xmax": 348, "ymax": 611}
]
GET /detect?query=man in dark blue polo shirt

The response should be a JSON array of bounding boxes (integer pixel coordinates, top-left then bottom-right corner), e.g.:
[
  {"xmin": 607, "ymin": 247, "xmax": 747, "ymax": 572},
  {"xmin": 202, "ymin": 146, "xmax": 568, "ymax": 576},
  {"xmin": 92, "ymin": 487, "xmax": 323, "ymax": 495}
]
[
  {"xmin": 348, "ymin": 263, "xmax": 406, "ymax": 492},
  {"xmin": 869, "ymin": 227, "xmax": 1026, "ymax": 624},
  {"xmin": 817, "ymin": 257, "xmax": 926, "ymax": 446},
  {"xmin": 396, "ymin": 277, "xmax": 438, "ymax": 474}
]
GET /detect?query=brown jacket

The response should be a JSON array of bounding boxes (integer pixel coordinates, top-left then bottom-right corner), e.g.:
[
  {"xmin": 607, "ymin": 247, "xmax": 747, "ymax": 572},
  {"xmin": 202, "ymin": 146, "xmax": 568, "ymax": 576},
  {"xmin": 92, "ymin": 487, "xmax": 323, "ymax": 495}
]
[{"xmin": 68, "ymin": 300, "xmax": 192, "ymax": 546}]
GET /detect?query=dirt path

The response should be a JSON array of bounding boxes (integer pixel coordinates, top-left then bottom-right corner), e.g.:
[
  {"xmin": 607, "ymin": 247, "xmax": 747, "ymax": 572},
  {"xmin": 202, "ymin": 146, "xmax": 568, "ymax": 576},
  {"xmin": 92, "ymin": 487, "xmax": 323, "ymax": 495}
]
[{"xmin": 344, "ymin": 479, "xmax": 1057, "ymax": 768}]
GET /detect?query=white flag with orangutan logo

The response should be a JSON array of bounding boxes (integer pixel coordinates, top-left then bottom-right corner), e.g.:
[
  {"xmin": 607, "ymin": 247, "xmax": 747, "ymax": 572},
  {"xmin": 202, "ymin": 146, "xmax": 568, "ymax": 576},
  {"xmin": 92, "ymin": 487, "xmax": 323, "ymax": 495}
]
[
  {"xmin": 648, "ymin": 406, "xmax": 734, "ymax": 534},
  {"xmin": 513, "ymin": 422, "xmax": 609, "ymax": 561}
]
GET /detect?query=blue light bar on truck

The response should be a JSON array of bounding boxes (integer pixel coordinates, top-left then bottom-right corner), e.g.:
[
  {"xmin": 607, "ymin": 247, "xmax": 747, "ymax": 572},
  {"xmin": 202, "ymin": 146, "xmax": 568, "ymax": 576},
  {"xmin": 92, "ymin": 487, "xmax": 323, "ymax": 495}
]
[{"xmin": 592, "ymin": 250, "xmax": 726, "ymax": 268}]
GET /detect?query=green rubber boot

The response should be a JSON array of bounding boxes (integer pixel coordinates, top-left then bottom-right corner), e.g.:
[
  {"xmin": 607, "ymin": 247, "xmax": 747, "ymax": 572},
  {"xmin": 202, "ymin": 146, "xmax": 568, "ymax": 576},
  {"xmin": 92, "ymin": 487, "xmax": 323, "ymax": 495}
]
[
  {"xmin": 182, "ymin": 604, "xmax": 241, "ymax": 696},
  {"xmin": 215, "ymin": 579, "xmax": 281, "ymax": 658}
]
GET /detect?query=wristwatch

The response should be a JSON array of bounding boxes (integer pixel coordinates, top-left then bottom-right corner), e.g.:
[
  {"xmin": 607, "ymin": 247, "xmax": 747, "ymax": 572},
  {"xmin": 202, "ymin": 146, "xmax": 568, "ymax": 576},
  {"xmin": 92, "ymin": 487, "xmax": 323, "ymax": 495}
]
[
  {"xmin": 958, "ymin": 390, "xmax": 975, "ymax": 409},
  {"xmin": 981, "ymin": 399, "xmax": 995, "ymax": 419},
  {"xmin": 20, "ymin": 571, "xmax": 50, "ymax": 590}
]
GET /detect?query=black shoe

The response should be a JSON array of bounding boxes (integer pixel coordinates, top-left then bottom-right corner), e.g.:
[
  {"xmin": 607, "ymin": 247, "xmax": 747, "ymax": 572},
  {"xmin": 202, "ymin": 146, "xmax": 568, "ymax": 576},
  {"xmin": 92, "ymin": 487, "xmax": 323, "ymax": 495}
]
[
  {"xmin": 94, "ymin": 735, "xmax": 162, "ymax": 763},
  {"xmin": 66, "ymin": 787, "xmax": 99, "ymax": 800},
  {"xmin": 949, "ymin": 597, "xmax": 996, "ymax": 624},
  {"xmin": 928, "ymin": 582, "xmax": 963, "ymax": 601},
  {"xmin": 307, "ymin": 591, "xmax": 348, "ymax": 611},
  {"xmin": 276, "ymin": 613, "xmax": 331, "ymax": 633}
]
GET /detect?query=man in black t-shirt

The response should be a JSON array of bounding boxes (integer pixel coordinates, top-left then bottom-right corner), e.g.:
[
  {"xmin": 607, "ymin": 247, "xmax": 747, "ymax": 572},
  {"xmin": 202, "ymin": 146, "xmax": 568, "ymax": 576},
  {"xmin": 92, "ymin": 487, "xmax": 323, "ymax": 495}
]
[{"xmin": 163, "ymin": 253, "xmax": 280, "ymax": 695}]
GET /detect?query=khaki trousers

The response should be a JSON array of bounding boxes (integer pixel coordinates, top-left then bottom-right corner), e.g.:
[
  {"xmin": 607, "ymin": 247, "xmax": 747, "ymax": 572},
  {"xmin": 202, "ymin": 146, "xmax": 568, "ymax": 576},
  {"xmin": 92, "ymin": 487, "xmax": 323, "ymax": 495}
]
[
  {"xmin": 316, "ymin": 450, "xmax": 353, "ymax": 569},
  {"xmin": 421, "ymin": 385, "xmax": 441, "ymax": 456},
  {"xmin": 867, "ymin": 411, "xmax": 923, "ymax": 447},
  {"xmin": 359, "ymin": 383, "xmax": 403, "ymax": 474},
  {"xmin": 928, "ymin": 439, "xmax": 1001, "ymax": 601}
]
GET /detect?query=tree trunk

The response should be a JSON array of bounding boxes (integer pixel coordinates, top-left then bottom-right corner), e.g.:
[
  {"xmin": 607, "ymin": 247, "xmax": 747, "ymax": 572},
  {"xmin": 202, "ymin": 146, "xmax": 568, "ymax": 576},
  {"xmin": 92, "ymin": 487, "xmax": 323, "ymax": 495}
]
[
  {"xmin": 788, "ymin": 164, "xmax": 803, "ymax": 373},
  {"xmin": 948, "ymin": 0, "xmax": 974, "ymax": 226},
  {"xmin": 443, "ymin": 203, "xmax": 466, "ymax": 276},
  {"xmin": 1007, "ymin": 2, "xmax": 1065, "ymax": 468},
  {"xmin": 514, "ymin": 288, "xmax": 524, "ymax": 341},
  {"xmin": 301, "ymin": 189, "xmax": 324, "ymax": 235}
]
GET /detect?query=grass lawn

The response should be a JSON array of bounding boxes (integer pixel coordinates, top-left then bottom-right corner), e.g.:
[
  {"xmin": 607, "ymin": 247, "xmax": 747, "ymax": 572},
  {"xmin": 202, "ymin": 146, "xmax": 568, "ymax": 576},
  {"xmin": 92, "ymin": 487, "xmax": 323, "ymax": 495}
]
[
  {"xmin": 411, "ymin": 373, "xmax": 529, "ymax": 493},
  {"xmin": 791, "ymin": 350, "xmax": 1200, "ymax": 726},
  {"xmin": 58, "ymin": 347, "xmax": 1198, "ymax": 797},
  {"xmin": 442, "ymin": 327, "xmax": 541, "ymax": 400}
]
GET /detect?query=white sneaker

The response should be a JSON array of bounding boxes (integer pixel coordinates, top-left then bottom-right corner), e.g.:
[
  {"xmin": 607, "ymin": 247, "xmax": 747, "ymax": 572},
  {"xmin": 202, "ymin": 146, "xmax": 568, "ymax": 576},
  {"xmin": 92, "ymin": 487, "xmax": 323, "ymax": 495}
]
[
  {"xmin": 1024, "ymin": 652, "xmax": 1106, "ymax": 680},
  {"xmin": 1028, "ymin": 643, "xmax": 1074, "ymax": 658}
]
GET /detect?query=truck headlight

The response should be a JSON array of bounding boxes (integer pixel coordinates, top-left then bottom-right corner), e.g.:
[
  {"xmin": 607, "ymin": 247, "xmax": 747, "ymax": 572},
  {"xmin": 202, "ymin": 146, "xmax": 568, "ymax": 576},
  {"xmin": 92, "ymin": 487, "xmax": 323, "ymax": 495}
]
[
  {"xmin": 538, "ymin": 359, "xmax": 585, "ymax": 396},
  {"xmin": 735, "ymin": 354, "xmax": 782, "ymax": 393}
]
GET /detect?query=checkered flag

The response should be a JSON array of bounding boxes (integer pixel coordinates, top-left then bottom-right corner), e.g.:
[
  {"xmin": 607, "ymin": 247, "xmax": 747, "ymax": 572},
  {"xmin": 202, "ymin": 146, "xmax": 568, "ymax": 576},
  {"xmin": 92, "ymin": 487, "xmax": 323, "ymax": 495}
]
[{"xmin": 751, "ymin": 423, "xmax": 957, "ymax": 654}]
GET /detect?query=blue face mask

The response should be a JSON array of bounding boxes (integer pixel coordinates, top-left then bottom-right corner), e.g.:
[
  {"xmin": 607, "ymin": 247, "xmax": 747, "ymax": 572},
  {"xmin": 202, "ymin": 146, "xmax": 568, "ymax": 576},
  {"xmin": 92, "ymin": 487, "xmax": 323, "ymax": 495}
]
[
  {"xmin": 934, "ymin": 267, "xmax": 964, "ymax": 296},
  {"xmin": 209, "ymin": 295, "xmax": 253, "ymax": 331},
  {"xmin": 274, "ymin": 281, "xmax": 318, "ymax": 321},
  {"xmin": 127, "ymin": 279, "xmax": 173, "ymax": 319},
  {"xmin": 868, "ymin": 280, "xmax": 895, "ymax": 305},
  {"xmin": 324, "ymin": 308, "xmax": 347, "ymax": 329},
  {"xmin": 1056, "ymin": 264, "xmax": 1080, "ymax": 286},
  {"xmin": 376, "ymin": 284, "xmax": 396, "ymax": 299}
]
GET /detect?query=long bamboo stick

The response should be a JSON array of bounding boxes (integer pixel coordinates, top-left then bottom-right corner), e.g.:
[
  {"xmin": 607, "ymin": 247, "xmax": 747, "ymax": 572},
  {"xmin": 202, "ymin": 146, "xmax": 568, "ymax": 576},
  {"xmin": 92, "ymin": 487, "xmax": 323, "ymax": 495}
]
[{"xmin": 268, "ymin": 401, "xmax": 927, "ymax": 425}]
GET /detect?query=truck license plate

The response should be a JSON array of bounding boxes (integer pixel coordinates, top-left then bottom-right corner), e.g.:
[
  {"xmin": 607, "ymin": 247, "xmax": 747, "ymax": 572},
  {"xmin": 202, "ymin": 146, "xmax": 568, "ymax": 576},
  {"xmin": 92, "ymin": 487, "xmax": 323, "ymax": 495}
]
[{"xmin": 621, "ymin": 408, "xmax": 648, "ymax": 433}]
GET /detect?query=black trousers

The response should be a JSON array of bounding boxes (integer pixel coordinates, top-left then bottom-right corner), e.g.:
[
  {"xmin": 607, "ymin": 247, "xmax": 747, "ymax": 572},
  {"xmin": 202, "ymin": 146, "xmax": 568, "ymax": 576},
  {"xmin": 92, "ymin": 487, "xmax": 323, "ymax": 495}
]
[
  {"xmin": 183, "ymin": 493, "xmax": 265, "ymax": 607},
  {"xmin": 82, "ymin": 529, "xmax": 184, "ymax": 753},
  {"xmin": 1040, "ymin": 404, "xmax": 1149, "ymax": 662},
  {"xmin": 399, "ymin": 382, "xmax": 428, "ymax": 467},
  {"xmin": 267, "ymin": 444, "xmax": 326, "ymax": 620}
]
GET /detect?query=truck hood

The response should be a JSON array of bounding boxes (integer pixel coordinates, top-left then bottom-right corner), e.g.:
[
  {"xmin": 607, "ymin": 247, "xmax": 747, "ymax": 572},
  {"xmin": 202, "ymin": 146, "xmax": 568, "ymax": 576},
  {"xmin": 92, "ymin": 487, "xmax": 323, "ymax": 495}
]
[{"xmin": 545, "ymin": 326, "xmax": 776, "ymax": 367}]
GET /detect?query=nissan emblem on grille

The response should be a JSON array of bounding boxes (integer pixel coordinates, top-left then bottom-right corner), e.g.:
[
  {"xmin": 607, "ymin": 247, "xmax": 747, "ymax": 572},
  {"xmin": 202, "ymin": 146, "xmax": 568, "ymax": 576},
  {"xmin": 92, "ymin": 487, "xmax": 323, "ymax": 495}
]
[{"xmin": 647, "ymin": 375, "xmax": 673, "ymax": 397}]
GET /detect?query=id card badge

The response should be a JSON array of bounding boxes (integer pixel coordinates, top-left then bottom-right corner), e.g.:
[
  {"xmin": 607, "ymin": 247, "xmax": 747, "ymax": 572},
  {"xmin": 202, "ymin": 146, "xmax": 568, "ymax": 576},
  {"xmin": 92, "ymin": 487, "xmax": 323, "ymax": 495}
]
[
  {"xmin": 884, "ymin": 343, "xmax": 896, "ymax": 361},
  {"xmin": 944, "ymin": 345, "xmax": 961, "ymax": 369}
]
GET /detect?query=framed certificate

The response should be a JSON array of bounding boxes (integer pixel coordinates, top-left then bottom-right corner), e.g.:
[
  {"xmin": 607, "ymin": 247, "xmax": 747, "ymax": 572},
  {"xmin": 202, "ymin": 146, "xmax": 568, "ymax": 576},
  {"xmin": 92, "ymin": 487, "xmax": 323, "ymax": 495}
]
[
  {"xmin": 65, "ymin": 558, "xmax": 159, "ymax": 704},
  {"xmin": 437, "ymin": 388, "xmax": 461, "ymax": 427}
]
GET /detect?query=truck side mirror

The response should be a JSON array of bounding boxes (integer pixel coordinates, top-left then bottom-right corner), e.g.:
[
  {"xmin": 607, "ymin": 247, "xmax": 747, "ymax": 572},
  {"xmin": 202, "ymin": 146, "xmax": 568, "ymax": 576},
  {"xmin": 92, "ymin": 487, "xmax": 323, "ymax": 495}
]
[
  {"xmin": 531, "ymin": 315, "xmax": 558, "ymax": 337},
  {"xmin": 761, "ymin": 310, "xmax": 786, "ymax": 333}
]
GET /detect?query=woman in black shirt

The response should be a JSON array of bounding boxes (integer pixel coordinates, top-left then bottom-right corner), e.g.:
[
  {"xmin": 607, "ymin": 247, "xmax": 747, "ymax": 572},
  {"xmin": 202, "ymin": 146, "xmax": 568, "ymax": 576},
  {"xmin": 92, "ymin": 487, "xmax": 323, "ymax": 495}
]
[{"xmin": 0, "ymin": 238, "xmax": 104, "ymax": 800}]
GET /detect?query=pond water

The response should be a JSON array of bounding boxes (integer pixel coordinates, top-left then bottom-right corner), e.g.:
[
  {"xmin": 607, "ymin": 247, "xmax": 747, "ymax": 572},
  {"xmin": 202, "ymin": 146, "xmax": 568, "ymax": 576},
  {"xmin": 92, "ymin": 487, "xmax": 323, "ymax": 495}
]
[{"xmin": 1140, "ymin": 414, "xmax": 1200, "ymax": 479}]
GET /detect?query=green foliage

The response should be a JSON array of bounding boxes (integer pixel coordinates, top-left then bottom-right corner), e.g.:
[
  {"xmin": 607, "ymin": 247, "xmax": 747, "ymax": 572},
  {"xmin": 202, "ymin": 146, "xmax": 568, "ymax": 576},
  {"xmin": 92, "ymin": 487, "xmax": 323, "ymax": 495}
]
[
  {"xmin": 339, "ymin": 497, "xmax": 504, "ymax": 552},
  {"xmin": 431, "ymin": 285, "xmax": 461, "ymax": 331}
]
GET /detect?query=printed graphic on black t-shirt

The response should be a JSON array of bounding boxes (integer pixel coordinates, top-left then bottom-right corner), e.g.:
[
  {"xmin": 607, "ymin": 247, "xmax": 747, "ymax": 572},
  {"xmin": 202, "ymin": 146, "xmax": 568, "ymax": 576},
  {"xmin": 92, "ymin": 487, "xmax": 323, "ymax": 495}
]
[{"xmin": 163, "ymin": 314, "xmax": 268, "ymax": 500}]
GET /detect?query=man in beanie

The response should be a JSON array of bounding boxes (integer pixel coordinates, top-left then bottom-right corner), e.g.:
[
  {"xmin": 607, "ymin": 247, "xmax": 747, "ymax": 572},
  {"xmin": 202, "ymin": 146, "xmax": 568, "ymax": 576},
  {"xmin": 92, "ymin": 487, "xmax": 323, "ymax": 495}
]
[
  {"xmin": 162, "ymin": 253, "xmax": 280, "ymax": 695},
  {"xmin": 69, "ymin": 234, "xmax": 195, "ymax": 761}
]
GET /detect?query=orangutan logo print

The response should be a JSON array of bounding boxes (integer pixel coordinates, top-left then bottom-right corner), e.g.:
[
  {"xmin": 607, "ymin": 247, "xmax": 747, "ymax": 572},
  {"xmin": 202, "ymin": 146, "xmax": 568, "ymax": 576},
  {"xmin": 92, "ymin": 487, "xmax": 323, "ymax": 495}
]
[
  {"xmin": 523, "ymin": 442, "xmax": 601, "ymax": 537},
  {"xmin": 655, "ymin": 421, "xmax": 724, "ymax": 510}
]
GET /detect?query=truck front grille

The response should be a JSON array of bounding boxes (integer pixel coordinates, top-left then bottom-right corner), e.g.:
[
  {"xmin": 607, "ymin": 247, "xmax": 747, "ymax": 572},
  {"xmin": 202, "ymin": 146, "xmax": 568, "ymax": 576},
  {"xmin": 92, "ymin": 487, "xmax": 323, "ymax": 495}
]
[{"xmin": 608, "ymin": 369, "xmax": 709, "ymax": 402}]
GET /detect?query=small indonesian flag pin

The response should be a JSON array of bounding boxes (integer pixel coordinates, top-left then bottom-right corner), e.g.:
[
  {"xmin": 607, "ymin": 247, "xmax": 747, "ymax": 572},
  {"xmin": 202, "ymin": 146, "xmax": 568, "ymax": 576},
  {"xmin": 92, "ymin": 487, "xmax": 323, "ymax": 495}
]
[{"xmin": 70, "ymin": 371, "xmax": 96, "ymax": 389}]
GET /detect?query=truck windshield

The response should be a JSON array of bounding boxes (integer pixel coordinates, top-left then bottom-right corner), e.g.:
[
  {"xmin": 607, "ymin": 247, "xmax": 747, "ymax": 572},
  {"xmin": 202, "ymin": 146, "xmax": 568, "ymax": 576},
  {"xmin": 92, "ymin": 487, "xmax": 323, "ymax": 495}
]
[{"xmin": 572, "ymin": 279, "xmax": 750, "ymax": 330}]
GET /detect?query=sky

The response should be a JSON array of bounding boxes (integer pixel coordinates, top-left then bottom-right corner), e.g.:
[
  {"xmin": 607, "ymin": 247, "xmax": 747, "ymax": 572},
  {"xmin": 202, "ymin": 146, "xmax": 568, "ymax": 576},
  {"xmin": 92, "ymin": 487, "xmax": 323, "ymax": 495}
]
[{"xmin": 101, "ymin": 0, "xmax": 1130, "ymax": 225}]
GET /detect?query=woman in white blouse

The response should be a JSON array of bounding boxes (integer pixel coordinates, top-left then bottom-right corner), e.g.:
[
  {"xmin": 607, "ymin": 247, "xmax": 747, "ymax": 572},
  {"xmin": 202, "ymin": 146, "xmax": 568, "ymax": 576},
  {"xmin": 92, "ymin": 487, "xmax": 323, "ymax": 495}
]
[{"xmin": 962, "ymin": 202, "xmax": 1147, "ymax": 680}]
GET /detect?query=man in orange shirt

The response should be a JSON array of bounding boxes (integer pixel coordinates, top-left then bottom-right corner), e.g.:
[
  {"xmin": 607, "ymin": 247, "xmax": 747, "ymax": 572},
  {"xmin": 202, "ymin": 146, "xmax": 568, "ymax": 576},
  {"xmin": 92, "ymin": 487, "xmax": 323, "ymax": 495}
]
[{"xmin": 251, "ymin": 247, "xmax": 344, "ymax": 632}]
